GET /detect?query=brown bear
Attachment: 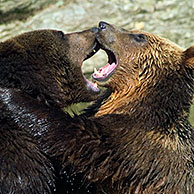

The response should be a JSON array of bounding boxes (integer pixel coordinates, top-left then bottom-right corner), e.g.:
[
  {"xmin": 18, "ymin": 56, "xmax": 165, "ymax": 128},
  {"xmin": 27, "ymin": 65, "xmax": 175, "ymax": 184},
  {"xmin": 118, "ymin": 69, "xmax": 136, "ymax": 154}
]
[
  {"xmin": 2, "ymin": 22, "xmax": 194, "ymax": 194},
  {"xmin": 39, "ymin": 22, "xmax": 194, "ymax": 194},
  {"xmin": 0, "ymin": 28, "xmax": 100, "ymax": 194}
]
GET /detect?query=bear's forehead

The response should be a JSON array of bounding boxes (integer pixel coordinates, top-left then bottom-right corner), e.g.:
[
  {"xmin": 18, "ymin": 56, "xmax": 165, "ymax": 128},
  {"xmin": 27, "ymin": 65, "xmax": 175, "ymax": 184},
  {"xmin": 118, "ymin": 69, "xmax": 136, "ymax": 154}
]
[
  {"xmin": 127, "ymin": 30, "xmax": 183, "ymax": 51},
  {"xmin": 128, "ymin": 30, "xmax": 165, "ymax": 42}
]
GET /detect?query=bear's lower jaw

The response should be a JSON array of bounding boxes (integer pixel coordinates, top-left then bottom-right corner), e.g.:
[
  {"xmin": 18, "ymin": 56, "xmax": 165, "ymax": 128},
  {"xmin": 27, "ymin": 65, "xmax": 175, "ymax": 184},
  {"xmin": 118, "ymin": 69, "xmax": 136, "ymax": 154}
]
[
  {"xmin": 92, "ymin": 48, "xmax": 118, "ymax": 83},
  {"xmin": 85, "ymin": 77, "xmax": 100, "ymax": 93},
  {"xmin": 92, "ymin": 62, "xmax": 117, "ymax": 82},
  {"xmin": 82, "ymin": 42, "xmax": 101, "ymax": 93}
]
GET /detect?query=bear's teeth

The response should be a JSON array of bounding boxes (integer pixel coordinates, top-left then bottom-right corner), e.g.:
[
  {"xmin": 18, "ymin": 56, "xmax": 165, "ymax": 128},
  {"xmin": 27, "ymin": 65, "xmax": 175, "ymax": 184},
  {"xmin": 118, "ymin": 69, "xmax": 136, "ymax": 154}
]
[
  {"xmin": 94, "ymin": 68, "xmax": 98, "ymax": 73},
  {"xmin": 94, "ymin": 82, "xmax": 98, "ymax": 88}
]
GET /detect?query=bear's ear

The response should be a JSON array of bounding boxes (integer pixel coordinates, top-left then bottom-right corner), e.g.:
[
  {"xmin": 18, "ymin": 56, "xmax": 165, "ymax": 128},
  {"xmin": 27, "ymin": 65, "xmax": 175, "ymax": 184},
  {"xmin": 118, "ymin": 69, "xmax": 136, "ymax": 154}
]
[{"xmin": 184, "ymin": 46, "xmax": 194, "ymax": 69}]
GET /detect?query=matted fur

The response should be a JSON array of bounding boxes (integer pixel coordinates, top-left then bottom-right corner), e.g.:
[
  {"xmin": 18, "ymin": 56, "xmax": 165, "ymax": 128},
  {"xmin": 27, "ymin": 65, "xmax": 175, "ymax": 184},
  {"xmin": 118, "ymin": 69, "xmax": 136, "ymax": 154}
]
[
  {"xmin": 0, "ymin": 28, "xmax": 99, "ymax": 194},
  {"xmin": 1, "ymin": 23, "xmax": 194, "ymax": 194},
  {"xmin": 49, "ymin": 23, "xmax": 194, "ymax": 193}
]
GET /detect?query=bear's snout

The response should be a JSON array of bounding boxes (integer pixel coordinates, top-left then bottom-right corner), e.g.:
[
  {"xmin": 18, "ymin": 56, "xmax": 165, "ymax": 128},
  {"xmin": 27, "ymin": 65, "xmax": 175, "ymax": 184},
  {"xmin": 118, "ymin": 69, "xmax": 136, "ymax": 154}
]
[
  {"xmin": 99, "ymin": 21, "xmax": 108, "ymax": 30},
  {"xmin": 91, "ymin": 27, "xmax": 99, "ymax": 33}
]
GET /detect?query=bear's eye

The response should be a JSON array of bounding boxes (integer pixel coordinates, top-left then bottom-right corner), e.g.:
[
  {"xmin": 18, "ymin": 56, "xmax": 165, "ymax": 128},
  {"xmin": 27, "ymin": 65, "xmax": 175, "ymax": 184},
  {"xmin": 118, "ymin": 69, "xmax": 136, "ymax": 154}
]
[
  {"xmin": 58, "ymin": 31, "xmax": 65, "ymax": 39},
  {"xmin": 132, "ymin": 34, "xmax": 146, "ymax": 43}
]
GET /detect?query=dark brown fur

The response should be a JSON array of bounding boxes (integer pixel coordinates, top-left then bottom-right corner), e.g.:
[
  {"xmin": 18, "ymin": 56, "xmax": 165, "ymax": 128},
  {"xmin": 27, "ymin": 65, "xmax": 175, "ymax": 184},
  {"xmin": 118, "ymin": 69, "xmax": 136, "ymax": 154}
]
[
  {"xmin": 0, "ymin": 29, "xmax": 99, "ymax": 194},
  {"xmin": 1, "ymin": 23, "xmax": 194, "ymax": 194},
  {"xmin": 43, "ymin": 23, "xmax": 194, "ymax": 193},
  {"xmin": 0, "ymin": 29, "xmax": 99, "ymax": 108}
]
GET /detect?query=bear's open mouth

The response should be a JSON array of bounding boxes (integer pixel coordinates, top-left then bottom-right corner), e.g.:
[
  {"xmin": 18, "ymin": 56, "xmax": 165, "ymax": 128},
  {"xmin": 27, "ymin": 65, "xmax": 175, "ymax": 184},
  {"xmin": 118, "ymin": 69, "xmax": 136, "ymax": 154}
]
[
  {"xmin": 92, "ymin": 48, "xmax": 117, "ymax": 82},
  {"xmin": 83, "ymin": 41, "xmax": 100, "ymax": 93}
]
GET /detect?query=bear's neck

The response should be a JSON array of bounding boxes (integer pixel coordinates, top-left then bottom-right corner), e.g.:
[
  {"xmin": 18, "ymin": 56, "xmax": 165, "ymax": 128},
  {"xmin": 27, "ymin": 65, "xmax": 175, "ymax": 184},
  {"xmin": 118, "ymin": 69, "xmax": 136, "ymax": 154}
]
[{"xmin": 96, "ymin": 68, "xmax": 194, "ymax": 132}]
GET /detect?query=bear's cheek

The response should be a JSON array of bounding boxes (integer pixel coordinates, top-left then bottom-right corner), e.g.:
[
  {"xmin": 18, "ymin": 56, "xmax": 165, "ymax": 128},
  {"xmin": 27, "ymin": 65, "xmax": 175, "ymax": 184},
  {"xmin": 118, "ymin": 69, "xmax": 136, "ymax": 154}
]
[{"xmin": 105, "ymin": 34, "xmax": 116, "ymax": 45}]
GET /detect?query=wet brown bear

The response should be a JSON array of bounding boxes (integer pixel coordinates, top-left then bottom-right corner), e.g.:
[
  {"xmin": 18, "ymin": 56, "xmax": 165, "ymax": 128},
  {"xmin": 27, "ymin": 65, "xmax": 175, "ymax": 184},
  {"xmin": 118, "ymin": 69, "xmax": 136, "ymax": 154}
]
[
  {"xmin": 0, "ymin": 28, "xmax": 100, "ymax": 194},
  {"xmin": 40, "ymin": 22, "xmax": 194, "ymax": 194},
  {"xmin": 2, "ymin": 22, "xmax": 194, "ymax": 194}
]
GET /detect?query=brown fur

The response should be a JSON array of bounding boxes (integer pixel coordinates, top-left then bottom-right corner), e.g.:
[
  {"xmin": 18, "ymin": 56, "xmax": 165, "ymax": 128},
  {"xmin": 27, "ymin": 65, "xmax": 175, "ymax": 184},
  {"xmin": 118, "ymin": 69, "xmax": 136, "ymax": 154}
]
[
  {"xmin": 1, "ymin": 23, "xmax": 194, "ymax": 194},
  {"xmin": 0, "ymin": 29, "xmax": 99, "ymax": 108},
  {"xmin": 0, "ymin": 28, "xmax": 99, "ymax": 194},
  {"xmin": 95, "ymin": 27, "xmax": 184, "ymax": 116},
  {"xmin": 43, "ymin": 22, "xmax": 194, "ymax": 194},
  {"xmin": 90, "ymin": 22, "xmax": 194, "ymax": 193}
]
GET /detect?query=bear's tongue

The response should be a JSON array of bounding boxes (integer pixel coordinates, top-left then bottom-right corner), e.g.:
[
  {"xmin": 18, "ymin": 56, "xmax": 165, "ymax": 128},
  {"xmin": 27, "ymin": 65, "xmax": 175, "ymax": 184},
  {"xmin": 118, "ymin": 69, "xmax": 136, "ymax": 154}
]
[{"xmin": 92, "ymin": 62, "xmax": 117, "ymax": 81}]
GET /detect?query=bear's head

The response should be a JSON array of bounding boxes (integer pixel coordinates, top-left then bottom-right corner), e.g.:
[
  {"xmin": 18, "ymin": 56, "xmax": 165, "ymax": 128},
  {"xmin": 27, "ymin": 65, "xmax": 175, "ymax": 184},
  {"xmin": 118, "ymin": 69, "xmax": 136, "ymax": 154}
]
[
  {"xmin": 93, "ymin": 22, "xmax": 194, "ymax": 127},
  {"xmin": 0, "ymin": 29, "xmax": 100, "ymax": 108}
]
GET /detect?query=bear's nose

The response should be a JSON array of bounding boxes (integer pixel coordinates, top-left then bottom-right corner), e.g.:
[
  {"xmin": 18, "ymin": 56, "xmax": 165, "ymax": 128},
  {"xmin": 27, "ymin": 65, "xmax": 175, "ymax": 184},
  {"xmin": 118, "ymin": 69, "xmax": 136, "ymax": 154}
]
[
  {"xmin": 99, "ymin": 21, "xmax": 107, "ymax": 30},
  {"xmin": 91, "ymin": 27, "xmax": 99, "ymax": 33}
]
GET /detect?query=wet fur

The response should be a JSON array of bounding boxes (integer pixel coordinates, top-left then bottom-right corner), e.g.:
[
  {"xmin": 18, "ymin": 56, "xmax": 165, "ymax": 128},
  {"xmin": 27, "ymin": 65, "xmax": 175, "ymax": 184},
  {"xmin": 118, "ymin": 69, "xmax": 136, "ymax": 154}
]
[
  {"xmin": 45, "ymin": 24, "xmax": 194, "ymax": 193},
  {"xmin": 1, "ymin": 24, "xmax": 194, "ymax": 194},
  {"xmin": 0, "ymin": 29, "xmax": 99, "ymax": 194}
]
